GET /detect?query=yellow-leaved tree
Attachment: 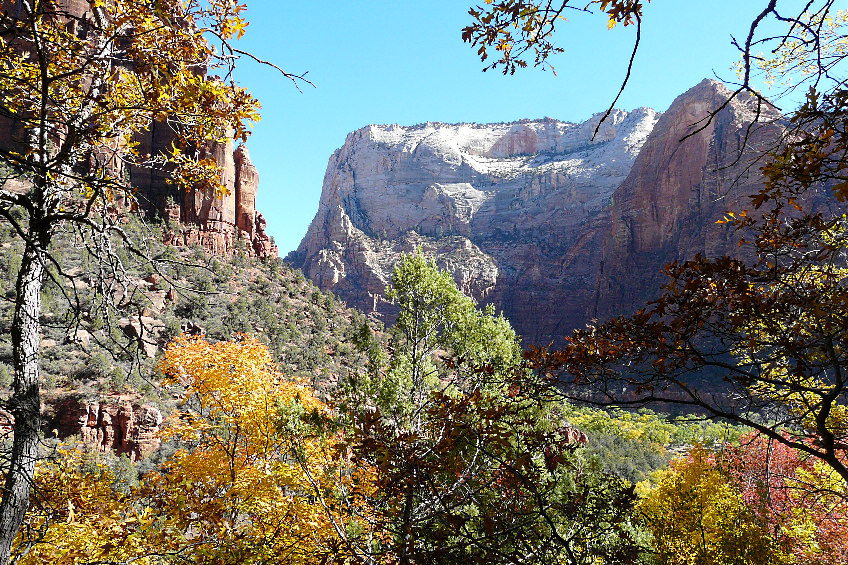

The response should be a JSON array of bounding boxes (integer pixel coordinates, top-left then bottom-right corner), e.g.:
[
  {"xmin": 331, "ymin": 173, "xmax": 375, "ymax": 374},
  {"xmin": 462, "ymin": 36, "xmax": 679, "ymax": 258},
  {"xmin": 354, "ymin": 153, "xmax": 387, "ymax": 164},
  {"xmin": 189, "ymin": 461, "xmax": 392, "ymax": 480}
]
[
  {"xmin": 0, "ymin": 1, "xmax": 310, "ymax": 560},
  {"xmin": 14, "ymin": 335, "xmax": 357, "ymax": 563},
  {"xmin": 15, "ymin": 447, "xmax": 157, "ymax": 565},
  {"xmin": 144, "ymin": 334, "xmax": 350, "ymax": 564},
  {"xmin": 639, "ymin": 446, "xmax": 785, "ymax": 565}
]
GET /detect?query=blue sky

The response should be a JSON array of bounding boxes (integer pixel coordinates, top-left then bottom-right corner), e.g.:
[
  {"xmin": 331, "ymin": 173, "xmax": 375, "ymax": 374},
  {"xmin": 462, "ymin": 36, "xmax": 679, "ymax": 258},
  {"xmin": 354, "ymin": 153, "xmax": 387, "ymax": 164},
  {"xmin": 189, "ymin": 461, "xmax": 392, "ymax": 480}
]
[{"xmin": 230, "ymin": 1, "xmax": 782, "ymax": 256}]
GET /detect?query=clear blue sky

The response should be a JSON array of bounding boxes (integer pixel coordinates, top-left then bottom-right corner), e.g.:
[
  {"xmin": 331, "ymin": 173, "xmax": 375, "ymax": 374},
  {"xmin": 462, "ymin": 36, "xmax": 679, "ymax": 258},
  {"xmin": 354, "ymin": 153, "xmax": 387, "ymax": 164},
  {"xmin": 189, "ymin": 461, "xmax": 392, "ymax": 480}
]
[{"xmin": 230, "ymin": 1, "xmax": 785, "ymax": 256}]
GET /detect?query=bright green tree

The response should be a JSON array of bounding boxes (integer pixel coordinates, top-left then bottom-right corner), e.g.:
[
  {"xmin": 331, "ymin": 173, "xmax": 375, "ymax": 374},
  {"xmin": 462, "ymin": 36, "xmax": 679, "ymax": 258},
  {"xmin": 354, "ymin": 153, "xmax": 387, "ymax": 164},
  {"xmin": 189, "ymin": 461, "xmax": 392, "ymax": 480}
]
[
  {"xmin": 333, "ymin": 253, "xmax": 642, "ymax": 564},
  {"xmin": 370, "ymin": 251, "xmax": 520, "ymax": 422}
]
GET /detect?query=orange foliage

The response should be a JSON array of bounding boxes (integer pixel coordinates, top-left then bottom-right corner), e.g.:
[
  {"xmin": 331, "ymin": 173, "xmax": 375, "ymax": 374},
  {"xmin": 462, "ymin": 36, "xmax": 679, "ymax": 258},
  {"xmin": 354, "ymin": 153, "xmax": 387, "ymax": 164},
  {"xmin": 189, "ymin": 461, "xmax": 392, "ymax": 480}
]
[{"xmin": 143, "ymin": 335, "xmax": 354, "ymax": 563}]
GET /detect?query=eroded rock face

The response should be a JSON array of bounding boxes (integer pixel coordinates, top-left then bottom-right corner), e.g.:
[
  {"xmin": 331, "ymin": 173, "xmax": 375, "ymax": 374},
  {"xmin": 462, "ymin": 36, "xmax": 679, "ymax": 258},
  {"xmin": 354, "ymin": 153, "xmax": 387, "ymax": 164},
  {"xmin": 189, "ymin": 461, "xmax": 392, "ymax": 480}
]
[
  {"xmin": 160, "ymin": 142, "xmax": 277, "ymax": 258},
  {"xmin": 289, "ymin": 109, "xmax": 659, "ymax": 339},
  {"xmin": 0, "ymin": 1, "xmax": 276, "ymax": 259},
  {"xmin": 48, "ymin": 397, "xmax": 163, "ymax": 461},
  {"xmin": 291, "ymin": 79, "xmax": 785, "ymax": 344},
  {"xmin": 592, "ymin": 79, "xmax": 783, "ymax": 319}
]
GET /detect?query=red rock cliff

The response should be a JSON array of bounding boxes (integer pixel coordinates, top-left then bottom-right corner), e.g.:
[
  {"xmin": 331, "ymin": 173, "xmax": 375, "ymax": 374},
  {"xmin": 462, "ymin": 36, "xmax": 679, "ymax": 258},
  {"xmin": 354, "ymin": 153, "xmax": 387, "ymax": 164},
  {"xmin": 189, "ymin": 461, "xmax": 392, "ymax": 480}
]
[
  {"xmin": 48, "ymin": 396, "xmax": 163, "ymax": 461},
  {"xmin": 292, "ymin": 80, "xmax": 788, "ymax": 344},
  {"xmin": 0, "ymin": 0, "xmax": 277, "ymax": 258},
  {"xmin": 592, "ymin": 79, "xmax": 783, "ymax": 319},
  {"xmin": 162, "ymin": 139, "xmax": 277, "ymax": 258}
]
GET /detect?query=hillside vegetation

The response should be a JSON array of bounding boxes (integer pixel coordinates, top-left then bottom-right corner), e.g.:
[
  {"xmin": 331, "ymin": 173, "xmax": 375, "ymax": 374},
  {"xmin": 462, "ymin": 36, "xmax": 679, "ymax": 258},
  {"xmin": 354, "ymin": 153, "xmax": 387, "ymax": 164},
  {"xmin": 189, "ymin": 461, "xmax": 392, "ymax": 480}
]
[{"xmin": 2, "ymin": 236, "xmax": 837, "ymax": 563}]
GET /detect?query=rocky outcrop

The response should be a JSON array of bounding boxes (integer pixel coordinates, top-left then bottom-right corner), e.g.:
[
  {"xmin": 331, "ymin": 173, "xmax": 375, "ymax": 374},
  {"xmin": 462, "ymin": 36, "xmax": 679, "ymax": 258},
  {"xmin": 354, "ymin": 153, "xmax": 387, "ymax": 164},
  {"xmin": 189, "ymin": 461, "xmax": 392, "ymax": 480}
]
[
  {"xmin": 291, "ymin": 80, "xmax": 785, "ymax": 344},
  {"xmin": 48, "ymin": 396, "xmax": 163, "ymax": 461},
  {"xmin": 289, "ymin": 109, "xmax": 659, "ymax": 340},
  {"xmin": 158, "ymin": 141, "xmax": 278, "ymax": 258},
  {"xmin": 0, "ymin": 0, "xmax": 277, "ymax": 259},
  {"xmin": 593, "ymin": 80, "xmax": 783, "ymax": 318}
]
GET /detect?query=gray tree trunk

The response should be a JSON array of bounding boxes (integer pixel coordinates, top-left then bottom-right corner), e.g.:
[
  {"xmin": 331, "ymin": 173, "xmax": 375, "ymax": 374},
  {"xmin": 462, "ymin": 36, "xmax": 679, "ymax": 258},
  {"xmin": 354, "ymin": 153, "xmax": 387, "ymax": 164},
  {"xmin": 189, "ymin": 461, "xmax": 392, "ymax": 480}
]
[{"xmin": 0, "ymin": 240, "xmax": 45, "ymax": 564}]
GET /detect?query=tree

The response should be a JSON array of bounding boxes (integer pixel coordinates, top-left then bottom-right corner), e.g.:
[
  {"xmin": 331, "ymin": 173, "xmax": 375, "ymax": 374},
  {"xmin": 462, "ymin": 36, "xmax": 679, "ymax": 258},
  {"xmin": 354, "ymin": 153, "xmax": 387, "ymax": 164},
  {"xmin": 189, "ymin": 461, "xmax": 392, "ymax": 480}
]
[
  {"xmin": 10, "ymin": 335, "xmax": 351, "ymax": 563},
  {"xmin": 144, "ymin": 334, "xmax": 350, "ymax": 564},
  {"xmin": 525, "ymin": 83, "xmax": 848, "ymax": 484},
  {"xmin": 331, "ymin": 253, "xmax": 642, "ymax": 564},
  {"xmin": 462, "ymin": 0, "xmax": 648, "ymax": 134},
  {"xmin": 724, "ymin": 433, "xmax": 848, "ymax": 564},
  {"xmin": 14, "ymin": 446, "xmax": 159, "ymax": 565},
  {"xmin": 0, "ymin": 1, "xmax": 303, "ymax": 561},
  {"xmin": 639, "ymin": 445, "xmax": 785, "ymax": 565},
  {"xmin": 465, "ymin": 0, "xmax": 848, "ymax": 485}
]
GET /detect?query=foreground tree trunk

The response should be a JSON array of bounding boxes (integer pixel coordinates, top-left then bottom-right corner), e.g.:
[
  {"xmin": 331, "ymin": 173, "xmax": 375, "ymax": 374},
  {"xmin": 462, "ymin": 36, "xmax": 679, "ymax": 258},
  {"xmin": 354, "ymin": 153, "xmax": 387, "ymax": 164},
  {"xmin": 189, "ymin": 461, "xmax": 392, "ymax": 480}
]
[{"xmin": 0, "ymin": 239, "xmax": 46, "ymax": 564}]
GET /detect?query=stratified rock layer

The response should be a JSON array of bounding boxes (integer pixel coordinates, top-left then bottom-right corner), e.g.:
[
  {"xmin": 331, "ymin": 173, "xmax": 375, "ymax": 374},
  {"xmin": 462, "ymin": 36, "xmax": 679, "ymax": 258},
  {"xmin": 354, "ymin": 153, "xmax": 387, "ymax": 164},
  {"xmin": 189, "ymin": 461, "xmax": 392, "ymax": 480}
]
[
  {"xmin": 291, "ymin": 79, "xmax": 784, "ymax": 344},
  {"xmin": 0, "ymin": 0, "xmax": 277, "ymax": 258},
  {"xmin": 155, "ymin": 141, "xmax": 277, "ymax": 258},
  {"xmin": 289, "ymin": 107, "xmax": 658, "ymax": 341},
  {"xmin": 48, "ymin": 396, "xmax": 163, "ymax": 461}
]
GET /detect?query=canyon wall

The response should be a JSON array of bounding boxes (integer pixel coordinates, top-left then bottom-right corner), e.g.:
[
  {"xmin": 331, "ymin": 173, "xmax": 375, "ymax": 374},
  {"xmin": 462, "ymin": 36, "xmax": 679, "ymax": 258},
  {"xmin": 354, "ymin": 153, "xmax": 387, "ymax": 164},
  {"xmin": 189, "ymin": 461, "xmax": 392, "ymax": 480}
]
[
  {"xmin": 290, "ymin": 79, "xmax": 783, "ymax": 343},
  {"xmin": 156, "ymin": 142, "xmax": 278, "ymax": 259},
  {"xmin": 0, "ymin": 0, "xmax": 277, "ymax": 259}
]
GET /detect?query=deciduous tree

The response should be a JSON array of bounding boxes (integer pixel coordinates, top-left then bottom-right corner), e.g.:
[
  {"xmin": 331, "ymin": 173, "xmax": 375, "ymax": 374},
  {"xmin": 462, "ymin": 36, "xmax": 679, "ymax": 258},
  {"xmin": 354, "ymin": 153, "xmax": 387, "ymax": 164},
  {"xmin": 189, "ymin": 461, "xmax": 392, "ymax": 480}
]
[
  {"xmin": 147, "ymin": 334, "xmax": 348, "ymax": 564},
  {"xmin": 526, "ymin": 82, "xmax": 848, "ymax": 486},
  {"xmin": 0, "ymin": 2, "xmax": 303, "ymax": 560},
  {"xmin": 333, "ymin": 254, "xmax": 642, "ymax": 564},
  {"xmin": 725, "ymin": 433, "xmax": 848, "ymax": 565},
  {"xmin": 639, "ymin": 445, "xmax": 785, "ymax": 565},
  {"xmin": 472, "ymin": 0, "xmax": 848, "ymax": 488},
  {"xmin": 16, "ymin": 447, "xmax": 158, "ymax": 565}
]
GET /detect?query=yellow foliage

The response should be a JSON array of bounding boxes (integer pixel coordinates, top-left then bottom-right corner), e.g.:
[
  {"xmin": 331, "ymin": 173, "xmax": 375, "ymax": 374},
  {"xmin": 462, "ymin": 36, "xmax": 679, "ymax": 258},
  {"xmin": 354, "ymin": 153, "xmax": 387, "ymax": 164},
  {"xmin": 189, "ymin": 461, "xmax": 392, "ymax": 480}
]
[
  {"xmin": 148, "ymin": 334, "xmax": 350, "ymax": 564},
  {"xmin": 733, "ymin": 10, "xmax": 848, "ymax": 91},
  {"xmin": 15, "ymin": 336, "xmax": 359, "ymax": 563},
  {"xmin": 0, "ymin": 0, "xmax": 262, "ymax": 202},
  {"xmin": 16, "ymin": 448, "xmax": 156, "ymax": 565},
  {"xmin": 639, "ymin": 446, "xmax": 786, "ymax": 565}
]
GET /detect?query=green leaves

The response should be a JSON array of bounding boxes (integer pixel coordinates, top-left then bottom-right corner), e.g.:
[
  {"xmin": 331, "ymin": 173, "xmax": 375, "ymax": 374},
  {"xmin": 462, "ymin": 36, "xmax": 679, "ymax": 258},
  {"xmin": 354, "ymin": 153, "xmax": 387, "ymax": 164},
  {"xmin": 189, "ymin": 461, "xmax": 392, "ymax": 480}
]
[{"xmin": 334, "ymin": 252, "xmax": 644, "ymax": 564}]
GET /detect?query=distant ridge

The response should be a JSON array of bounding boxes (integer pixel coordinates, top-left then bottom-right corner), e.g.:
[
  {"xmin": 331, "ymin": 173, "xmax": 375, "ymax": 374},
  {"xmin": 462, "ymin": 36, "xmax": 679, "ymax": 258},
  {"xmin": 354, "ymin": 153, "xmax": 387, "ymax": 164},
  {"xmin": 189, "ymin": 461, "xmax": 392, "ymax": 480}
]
[{"xmin": 289, "ymin": 79, "xmax": 784, "ymax": 344}]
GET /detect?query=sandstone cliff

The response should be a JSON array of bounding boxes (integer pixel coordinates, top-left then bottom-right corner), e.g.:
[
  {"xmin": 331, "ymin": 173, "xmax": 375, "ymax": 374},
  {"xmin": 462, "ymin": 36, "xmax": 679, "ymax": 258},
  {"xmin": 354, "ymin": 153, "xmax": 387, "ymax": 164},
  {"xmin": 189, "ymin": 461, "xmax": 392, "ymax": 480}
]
[
  {"xmin": 0, "ymin": 0, "xmax": 277, "ymax": 259},
  {"xmin": 289, "ymin": 107, "xmax": 659, "ymax": 340},
  {"xmin": 158, "ymin": 142, "xmax": 278, "ymax": 258},
  {"xmin": 47, "ymin": 397, "xmax": 163, "ymax": 461},
  {"xmin": 594, "ymin": 79, "xmax": 782, "ymax": 318},
  {"xmin": 290, "ymin": 79, "xmax": 783, "ymax": 344}
]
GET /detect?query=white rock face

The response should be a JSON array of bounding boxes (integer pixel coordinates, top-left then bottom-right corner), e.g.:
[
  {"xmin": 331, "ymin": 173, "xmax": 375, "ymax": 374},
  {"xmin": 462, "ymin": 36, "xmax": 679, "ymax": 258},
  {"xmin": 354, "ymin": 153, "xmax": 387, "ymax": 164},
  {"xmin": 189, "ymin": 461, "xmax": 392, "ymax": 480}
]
[
  {"xmin": 291, "ymin": 80, "xmax": 789, "ymax": 344},
  {"xmin": 290, "ymin": 109, "xmax": 660, "ymax": 337}
]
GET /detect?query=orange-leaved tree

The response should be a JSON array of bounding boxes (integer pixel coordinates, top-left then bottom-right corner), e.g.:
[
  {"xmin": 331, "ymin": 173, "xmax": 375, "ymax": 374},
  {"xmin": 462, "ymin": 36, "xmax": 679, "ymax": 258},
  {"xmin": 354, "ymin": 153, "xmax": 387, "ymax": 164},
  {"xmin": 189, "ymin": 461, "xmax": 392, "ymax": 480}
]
[
  {"xmin": 480, "ymin": 0, "xmax": 848, "ymax": 488},
  {"xmin": 144, "ymin": 334, "xmax": 351, "ymax": 564},
  {"xmin": 0, "ymin": 0, "xmax": 309, "ymax": 560}
]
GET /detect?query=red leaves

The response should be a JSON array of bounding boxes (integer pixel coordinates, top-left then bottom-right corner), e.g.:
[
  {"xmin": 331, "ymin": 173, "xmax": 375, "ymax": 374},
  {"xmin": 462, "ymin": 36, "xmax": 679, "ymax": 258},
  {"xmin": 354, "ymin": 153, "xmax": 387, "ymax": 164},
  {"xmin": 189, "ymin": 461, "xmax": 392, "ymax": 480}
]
[{"xmin": 723, "ymin": 434, "xmax": 848, "ymax": 564}]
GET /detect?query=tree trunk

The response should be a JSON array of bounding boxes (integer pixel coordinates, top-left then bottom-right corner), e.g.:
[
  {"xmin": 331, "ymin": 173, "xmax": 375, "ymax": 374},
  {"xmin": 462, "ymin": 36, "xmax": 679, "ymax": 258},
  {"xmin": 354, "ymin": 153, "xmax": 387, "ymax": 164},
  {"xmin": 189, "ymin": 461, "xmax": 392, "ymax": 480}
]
[{"xmin": 0, "ymin": 242, "xmax": 45, "ymax": 564}]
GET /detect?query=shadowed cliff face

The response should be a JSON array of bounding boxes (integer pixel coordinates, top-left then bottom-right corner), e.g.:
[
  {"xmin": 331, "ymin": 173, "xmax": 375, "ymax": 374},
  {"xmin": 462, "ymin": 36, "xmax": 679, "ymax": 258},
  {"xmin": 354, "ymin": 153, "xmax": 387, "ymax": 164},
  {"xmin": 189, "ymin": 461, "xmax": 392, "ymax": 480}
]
[
  {"xmin": 290, "ymin": 79, "xmax": 784, "ymax": 344},
  {"xmin": 593, "ymin": 79, "xmax": 783, "ymax": 321}
]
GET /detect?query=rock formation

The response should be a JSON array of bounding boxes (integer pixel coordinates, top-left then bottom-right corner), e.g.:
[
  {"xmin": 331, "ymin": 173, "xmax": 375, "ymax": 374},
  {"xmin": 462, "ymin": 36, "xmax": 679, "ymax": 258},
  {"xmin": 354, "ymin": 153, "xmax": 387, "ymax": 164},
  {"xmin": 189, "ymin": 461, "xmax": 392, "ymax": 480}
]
[
  {"xmin": 0, "ymin": 0, "xmax": 277, "ymax": 259},
  {"xmin": 290, "ymin": 79, "xmax": 785, "ymax": 344},
  {"xmin": 48, "ymin": 396, "xmax": 164, "ymax": 461},
  {"xmin": 160, "ymin": 142, "xmax": 278, "ymax": 258},
  {"xmin": 593, "ymin": 79, "xmax": 783, "ymax": 318}
]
